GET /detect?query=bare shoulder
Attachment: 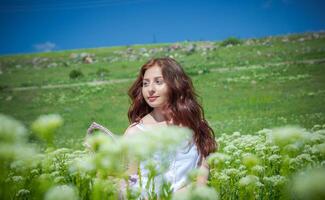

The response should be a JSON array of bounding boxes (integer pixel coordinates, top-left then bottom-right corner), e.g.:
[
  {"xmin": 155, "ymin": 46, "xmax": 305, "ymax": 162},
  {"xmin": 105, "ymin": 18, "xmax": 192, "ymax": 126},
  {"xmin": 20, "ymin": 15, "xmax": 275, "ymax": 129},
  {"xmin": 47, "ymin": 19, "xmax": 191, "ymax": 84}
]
[
  {"xmin": 124, "ymin": 122, "xmax": 141, "ymax": 137},
  {"xmin": 140, "ymin": 113, "xmax": 152, "ymax": 123}
]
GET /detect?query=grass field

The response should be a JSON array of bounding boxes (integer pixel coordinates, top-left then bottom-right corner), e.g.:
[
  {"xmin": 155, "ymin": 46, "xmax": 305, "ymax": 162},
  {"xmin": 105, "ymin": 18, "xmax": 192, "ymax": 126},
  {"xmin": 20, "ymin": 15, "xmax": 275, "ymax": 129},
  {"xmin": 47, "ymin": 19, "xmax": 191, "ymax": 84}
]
[
  {"xmin": 0, "ymin": 32, "xmax": 324, "ymax": 149},
  {"xmin": 1, "ymin": 32, "xmax": 325, "ymax": 200}
]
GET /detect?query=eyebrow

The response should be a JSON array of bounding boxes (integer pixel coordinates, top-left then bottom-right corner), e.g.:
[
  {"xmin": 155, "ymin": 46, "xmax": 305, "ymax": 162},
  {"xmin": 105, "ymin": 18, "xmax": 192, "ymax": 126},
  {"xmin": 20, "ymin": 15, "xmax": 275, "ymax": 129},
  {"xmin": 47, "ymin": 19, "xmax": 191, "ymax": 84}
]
[{"xmin": 143, "ymin": 76, "xmax": 163, "ymax": 81}]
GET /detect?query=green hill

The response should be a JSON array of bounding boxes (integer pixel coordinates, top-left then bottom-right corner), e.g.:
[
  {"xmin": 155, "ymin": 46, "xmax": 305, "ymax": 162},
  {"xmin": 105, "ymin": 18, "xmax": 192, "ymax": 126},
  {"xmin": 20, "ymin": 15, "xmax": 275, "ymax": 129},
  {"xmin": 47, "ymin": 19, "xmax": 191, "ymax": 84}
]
[{"xmin": 0, "ymin": 32, "xmax": 324, "ymax": 149}]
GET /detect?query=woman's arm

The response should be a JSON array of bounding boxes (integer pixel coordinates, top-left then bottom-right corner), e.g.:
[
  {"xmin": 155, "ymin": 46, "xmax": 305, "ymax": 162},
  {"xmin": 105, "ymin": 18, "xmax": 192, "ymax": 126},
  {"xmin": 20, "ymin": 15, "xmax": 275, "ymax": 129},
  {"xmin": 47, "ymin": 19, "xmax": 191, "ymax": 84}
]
[
  {"xmin": 87, "ymin": 122, "xmax": 116, "ymax": 139},
  {"xmin": 196, "ymin": 156, "xmax": 210, "ymax": 186},
  {"xmin": 123, "ymin": 124, "xmax": 140, "ymax": 176},
  {"xmin": 175, "ymin": 156, "xmax": 210, "ymax": 193},
  {"xmin": 118, "ymin": 124, "xmax": 140, "ymax": 196}
]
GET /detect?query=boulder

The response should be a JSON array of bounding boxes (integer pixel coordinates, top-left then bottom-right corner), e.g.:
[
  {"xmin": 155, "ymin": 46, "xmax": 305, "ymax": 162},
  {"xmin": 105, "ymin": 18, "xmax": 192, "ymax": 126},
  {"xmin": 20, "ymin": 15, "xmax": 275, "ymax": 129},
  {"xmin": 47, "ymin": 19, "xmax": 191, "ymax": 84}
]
[
  {"xmin": 47, "ymin": 62, "xmax": 58, "ymax": 68},
  {"xmin": 83, "ymin": 55, "xmax": 93, "ymax": 64},
  {"xmin": 69, "ymin": 53, "xmax": 78, "ymax": 59},
  {"xmin": 282, "ymin": 37, "xmax": 289, "ymax": 43}
]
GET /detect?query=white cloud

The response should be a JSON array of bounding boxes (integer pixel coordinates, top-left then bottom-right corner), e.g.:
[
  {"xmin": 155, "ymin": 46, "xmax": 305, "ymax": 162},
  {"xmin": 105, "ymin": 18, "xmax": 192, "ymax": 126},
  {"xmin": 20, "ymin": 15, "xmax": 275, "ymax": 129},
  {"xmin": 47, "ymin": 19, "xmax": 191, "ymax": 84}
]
[{"xmin": 34, "ymin": 41, "xmax": 56, "ymax": 52}]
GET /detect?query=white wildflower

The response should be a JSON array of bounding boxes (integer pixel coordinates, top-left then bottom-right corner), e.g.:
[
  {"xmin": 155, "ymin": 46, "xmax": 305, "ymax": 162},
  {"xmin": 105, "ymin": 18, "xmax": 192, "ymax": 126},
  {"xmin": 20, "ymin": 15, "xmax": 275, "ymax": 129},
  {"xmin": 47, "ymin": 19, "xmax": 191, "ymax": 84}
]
[
  {"xmin": 267, "ymin": 126, "xmax": 308, "ymax": 147},
  {"xmin": 290, "ymin": 168, "xmax": 325, "ymax": 200},
  {"xmin": 11, "ymin": 176, "xmax": 24, "ymax": 183},
  {"xmin": 16, "ymin": 189, "xmax": 30, "ymax": 198},
  {"xmin": 44, "ymin": 185, "xmax": 78, "ymax": 200},
  {"xmin": 263, "ymin": 175, "xmax": 287, "ymax": 187},
  {"xmin": 31, "ymin": 114, "xmax": 63, "ymax": 144},
  {"xmin": 268, "ymin": 154, "xmax": 282, "ymax": 163},
  {"xmin": 238, "ymin": 175, "xmax": 261, "ymax": 187},
  {"xmin": 251, "ymin": 165, "xmax": 265, "ymax": 175},
  {"xmin": 172, "ymin": 185, "xmax": 219, "ymax": 200},
  {"xmin": 0, "ymin": 114, "xmax": 27, "ymax": 144},
  {"xmin": 242, "ymin": 153, "xmax": 259, "ymax": 169},
  {"xmin": 208, "ymin": 153, "xmax": 231, "ymax": 168}
]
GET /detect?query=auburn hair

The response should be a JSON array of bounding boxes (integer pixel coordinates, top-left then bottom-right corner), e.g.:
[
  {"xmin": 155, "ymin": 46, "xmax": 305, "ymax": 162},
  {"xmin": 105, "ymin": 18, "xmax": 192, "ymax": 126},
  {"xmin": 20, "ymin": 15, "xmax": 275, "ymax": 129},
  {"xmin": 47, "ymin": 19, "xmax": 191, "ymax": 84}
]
[{"xmin": 127, "ymin": 57, "xmax": 217, "ymax": 157}]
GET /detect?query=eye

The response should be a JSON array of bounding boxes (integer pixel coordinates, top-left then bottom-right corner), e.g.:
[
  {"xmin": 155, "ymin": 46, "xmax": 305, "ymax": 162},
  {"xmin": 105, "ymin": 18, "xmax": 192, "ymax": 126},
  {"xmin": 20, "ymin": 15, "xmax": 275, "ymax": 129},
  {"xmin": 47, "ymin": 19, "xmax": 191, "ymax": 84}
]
[
  {"xmin": 142, "ymin": 82, "xmax": 149, "ymax": 87},
  {"xmin": 155, "ymin": 79, "xmax": 163, "ymax": 84}
]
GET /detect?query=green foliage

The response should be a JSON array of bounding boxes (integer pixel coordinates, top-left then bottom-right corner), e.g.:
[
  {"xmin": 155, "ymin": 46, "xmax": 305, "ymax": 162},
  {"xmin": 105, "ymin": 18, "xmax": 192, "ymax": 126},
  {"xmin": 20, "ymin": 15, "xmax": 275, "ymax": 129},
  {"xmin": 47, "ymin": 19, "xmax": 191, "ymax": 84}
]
[
  {"xmin": 1, "ymin": 114, "xmax": 213, "ymax": 200},
  {"xmin": 69, "ymin": 69, "xmax": 84, "ymax": 79},
  {"xmin": 0, "ymin": 32, "xmax": 325, "ymax": 148},
  {"xmin": 208, "ymin": 126, "xmax": 325, "ymax": 199},
  {"xmin": 185, "ymin": 66, "xmax": 210, "ymax": 76},
  {"xmin": 0, "ymin": 31, "xmax": 325, "ymax": 199},
  {"xmin": 1, "ymin": 114, "xmax": 325, "ymax": 199},
  {"xmin": 220, "ymin": 37, "xmax": 242, "ymax": 47},
  {"xmin": 0, "ymin": 84, "xmax": 9, "ymax": 91},
  {"xmin": 31, "ymin": 114, "xmax": 63, "ymax": 146},
  {"xmin": 289, "ymin": 167, "xmax": 325, "ymax": 200}
]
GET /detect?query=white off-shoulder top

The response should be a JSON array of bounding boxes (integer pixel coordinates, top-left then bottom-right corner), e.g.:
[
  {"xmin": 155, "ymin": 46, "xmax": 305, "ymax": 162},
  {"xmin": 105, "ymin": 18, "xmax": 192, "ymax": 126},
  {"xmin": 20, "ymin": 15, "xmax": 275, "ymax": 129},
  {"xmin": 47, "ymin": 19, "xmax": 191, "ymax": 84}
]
[{"xmin": 129, "ymin": 122, "xmax": 202, "ymax": 197}]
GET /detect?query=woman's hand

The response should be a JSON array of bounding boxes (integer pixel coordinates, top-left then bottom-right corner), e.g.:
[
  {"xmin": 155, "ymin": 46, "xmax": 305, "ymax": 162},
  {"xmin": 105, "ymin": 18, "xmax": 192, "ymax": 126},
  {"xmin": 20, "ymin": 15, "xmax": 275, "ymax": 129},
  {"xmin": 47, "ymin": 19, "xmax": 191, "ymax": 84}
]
[
  {"xmin": 87, "ymin": 122, "xmax": 102, "ymax": 135},
  {"xmin": 175, "ymin": 184, "xmax": 190, "ymax": 193},
  {"xmin": 87, "ymin": 122, "xmax": 116, "ymax": 140}
]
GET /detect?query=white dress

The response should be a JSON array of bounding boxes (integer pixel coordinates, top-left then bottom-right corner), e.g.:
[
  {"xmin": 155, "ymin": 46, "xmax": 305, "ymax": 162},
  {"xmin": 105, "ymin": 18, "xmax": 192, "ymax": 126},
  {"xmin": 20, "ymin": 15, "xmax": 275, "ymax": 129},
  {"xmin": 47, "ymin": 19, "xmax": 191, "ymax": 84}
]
[{"xmin": 129, "ymin": 122, "xmax": 202, "ymax": 197}]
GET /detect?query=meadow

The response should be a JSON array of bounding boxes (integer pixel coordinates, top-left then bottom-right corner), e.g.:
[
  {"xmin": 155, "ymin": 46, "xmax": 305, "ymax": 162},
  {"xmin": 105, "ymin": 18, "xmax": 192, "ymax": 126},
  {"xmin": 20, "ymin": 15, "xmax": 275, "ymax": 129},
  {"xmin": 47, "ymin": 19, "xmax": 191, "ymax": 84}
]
[{"xmin": 0, "ymin": 32, "xmax": 325, "ymax": 199}]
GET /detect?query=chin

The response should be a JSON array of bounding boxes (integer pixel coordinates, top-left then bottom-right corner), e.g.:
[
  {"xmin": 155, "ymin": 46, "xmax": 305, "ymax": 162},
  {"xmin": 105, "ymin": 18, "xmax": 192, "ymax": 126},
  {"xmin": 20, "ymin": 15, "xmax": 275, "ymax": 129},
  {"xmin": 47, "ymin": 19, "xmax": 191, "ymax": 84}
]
[
  {"xmin": 147, "ymin": 102, "xmax": 162, "ymax": 108},
  {"xmin": 148, "ymin": 104, "xmax": 158, "ymax": 108}
]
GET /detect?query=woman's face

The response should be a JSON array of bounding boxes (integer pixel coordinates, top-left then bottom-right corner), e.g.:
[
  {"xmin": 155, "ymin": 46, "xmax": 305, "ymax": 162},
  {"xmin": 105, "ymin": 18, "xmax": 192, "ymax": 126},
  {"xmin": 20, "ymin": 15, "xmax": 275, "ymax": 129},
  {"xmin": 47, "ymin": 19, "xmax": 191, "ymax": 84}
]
[{"xmin": 142, "ymin": 65, "xmax": 169, "ymax": 108}]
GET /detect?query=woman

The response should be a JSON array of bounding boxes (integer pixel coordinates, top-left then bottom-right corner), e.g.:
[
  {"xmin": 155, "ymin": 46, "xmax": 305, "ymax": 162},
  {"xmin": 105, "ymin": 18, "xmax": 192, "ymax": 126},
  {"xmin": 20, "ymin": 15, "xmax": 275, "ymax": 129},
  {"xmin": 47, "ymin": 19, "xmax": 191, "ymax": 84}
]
[{"xmin": 124, "ymin": 57, "xmax": 217, "ymax": 196}]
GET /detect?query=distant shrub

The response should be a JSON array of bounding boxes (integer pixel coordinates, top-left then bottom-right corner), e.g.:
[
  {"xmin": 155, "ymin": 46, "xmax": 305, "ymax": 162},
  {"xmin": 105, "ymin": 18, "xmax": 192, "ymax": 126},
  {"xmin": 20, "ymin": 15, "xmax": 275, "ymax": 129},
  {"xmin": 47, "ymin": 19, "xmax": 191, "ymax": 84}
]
[
  {"xmin": 185, "ymin": 66, "xmax": 210, "ymax": 76},
  {"xmin": 69, "ymin": 69, "xmax": 83, "ymax": 79},
  {"xmin": 63, "ymin": 61, "xmax": 70, "ymax": 67},
  {"xmin": 220, "ymin": 37, "xmax": 242, "ymax": 47},
  {"xmin": 0, "ymin": 84, "xmax": 9, "ymax": 91},
  {"xmin": 20, "ymin": 82, "xmax": 33, "ymax": 87}
]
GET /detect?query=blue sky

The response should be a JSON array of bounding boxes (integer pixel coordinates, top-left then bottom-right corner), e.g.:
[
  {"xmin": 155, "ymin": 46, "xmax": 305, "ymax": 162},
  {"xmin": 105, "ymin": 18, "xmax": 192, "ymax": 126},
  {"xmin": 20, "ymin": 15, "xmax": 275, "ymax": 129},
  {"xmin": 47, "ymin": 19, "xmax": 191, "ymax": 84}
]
[{"xmin": 0, "ymin": 0, "xmax": 324, "ymax": 55}]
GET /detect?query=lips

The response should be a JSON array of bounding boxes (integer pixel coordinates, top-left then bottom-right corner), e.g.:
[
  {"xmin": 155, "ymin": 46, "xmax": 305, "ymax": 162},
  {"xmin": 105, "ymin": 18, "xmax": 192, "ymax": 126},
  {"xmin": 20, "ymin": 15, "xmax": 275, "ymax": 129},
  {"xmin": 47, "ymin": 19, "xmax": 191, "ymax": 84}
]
[{"xmin": 148, "ymin": 96, "xmax": 159, "ymax": 102}]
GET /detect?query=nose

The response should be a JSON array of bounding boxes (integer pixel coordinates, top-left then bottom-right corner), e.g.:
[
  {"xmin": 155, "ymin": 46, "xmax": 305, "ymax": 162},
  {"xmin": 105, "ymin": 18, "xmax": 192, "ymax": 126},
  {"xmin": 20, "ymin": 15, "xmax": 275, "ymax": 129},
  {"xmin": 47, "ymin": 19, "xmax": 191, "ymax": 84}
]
[{"xmin": 148, "ymin": 83, "xmax": 156, "ymax": 95}]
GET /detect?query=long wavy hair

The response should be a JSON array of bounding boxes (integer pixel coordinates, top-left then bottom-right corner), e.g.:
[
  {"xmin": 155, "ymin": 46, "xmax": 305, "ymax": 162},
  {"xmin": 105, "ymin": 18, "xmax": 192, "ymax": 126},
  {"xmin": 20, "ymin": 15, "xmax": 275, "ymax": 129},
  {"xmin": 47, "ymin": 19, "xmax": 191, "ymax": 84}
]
[{"xmin": 128, "ymin": 57, "xmax": 217, "ymax": 157}]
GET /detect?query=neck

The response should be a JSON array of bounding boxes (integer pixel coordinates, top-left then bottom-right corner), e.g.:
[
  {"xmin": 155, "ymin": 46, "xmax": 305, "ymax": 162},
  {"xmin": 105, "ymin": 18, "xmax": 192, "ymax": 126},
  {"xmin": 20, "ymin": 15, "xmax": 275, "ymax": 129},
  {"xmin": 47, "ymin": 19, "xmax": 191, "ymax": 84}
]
[{"xmin": 151, "ymin": 108, "xmax": 166, "ymax": 123}]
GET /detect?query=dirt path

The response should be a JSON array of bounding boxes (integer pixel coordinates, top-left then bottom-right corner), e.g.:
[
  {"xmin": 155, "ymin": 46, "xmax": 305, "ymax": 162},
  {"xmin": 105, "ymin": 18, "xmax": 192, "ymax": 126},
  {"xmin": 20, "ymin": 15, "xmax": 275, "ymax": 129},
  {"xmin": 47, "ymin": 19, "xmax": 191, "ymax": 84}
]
[
  {"xmin": 11, "ymin": 78, "xmax": 133, "ymax": 91},
  {"xmin": 10, "ymin": 58, "xmax": 325, "ymax": 91}
]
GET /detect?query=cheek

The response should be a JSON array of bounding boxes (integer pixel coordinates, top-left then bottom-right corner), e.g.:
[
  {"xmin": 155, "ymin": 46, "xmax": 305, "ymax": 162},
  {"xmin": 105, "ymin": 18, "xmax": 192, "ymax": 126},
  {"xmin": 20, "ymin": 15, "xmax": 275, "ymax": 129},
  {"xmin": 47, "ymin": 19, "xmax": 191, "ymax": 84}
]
[
  {"xmin": 142, "ymin": 88, "xmax": 149, "ymax": 100},
  {"xmin": 159, "ymin": 86, "xmax": 169, "ymax": 99}
]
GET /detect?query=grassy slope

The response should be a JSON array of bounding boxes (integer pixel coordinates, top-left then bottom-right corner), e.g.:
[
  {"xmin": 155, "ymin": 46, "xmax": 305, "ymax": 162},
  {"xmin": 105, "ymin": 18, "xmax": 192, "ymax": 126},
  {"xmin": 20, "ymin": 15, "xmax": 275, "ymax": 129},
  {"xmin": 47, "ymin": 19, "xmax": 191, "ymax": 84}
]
[{"xmin": 0, "ymin": 33, "xmax": 324, "ymax": 149}]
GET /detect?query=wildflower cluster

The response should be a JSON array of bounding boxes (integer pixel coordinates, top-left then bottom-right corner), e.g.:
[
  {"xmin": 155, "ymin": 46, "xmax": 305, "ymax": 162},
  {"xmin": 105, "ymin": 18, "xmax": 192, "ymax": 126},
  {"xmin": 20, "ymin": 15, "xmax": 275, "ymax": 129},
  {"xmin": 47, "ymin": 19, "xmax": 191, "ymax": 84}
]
[
  {"xmin": 1, "ymin": 114, "xmax": 211, "ymax": 200},
  {"xmin": 208, "ymin": 125, "xmax": 325, "ymax": 199},
  {"xmin": 1, "ymin": 113, "xmax": 324, "ymax": 200}
]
